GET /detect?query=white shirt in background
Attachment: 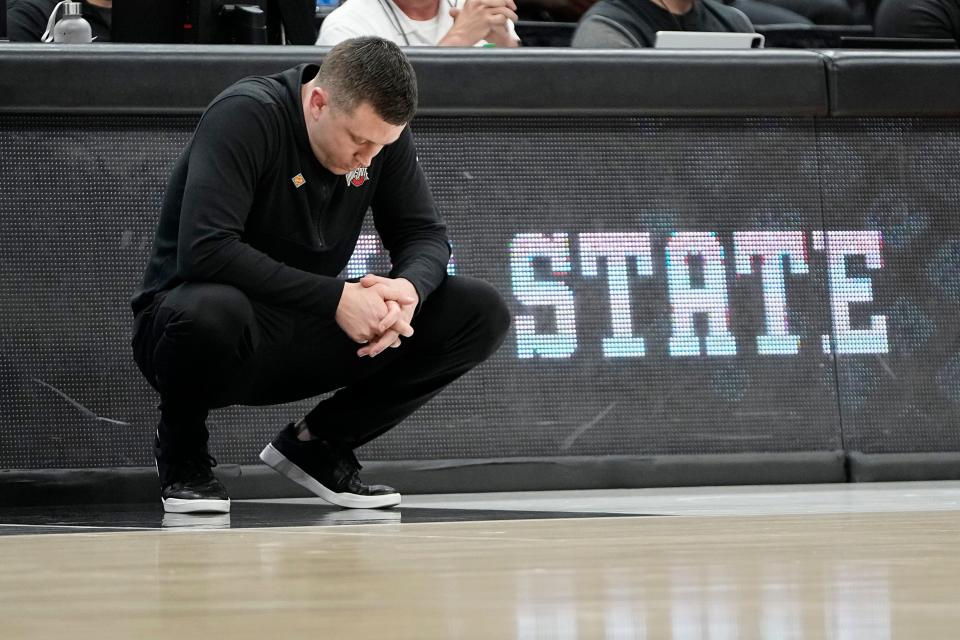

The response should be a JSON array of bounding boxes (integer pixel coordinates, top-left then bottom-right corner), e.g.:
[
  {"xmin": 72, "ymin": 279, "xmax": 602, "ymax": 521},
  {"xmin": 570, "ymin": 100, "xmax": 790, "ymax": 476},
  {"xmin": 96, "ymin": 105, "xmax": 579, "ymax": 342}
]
[{"xmin": 316, "ymin": 0, "xmax": 519, "ymax": 47}]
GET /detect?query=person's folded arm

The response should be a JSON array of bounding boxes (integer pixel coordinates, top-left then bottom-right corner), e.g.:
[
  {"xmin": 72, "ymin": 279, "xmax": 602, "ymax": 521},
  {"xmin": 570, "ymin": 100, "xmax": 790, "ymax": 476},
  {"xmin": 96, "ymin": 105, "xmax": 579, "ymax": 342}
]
[
  {"xmin": 371, "ymin": 128, "xmax": 451, "ymax": 313},
  {"xmin": 177, "ymin": 95, "xmax": 345, "ymax": 318}
]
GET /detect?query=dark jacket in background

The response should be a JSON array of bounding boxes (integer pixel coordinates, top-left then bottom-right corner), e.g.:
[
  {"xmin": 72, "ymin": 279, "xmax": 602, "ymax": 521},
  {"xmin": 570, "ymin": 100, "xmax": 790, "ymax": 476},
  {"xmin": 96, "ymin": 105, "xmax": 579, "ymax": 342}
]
[{"xmin": 875, "ymin": 0, "xmax": 960, "ymax": 40}]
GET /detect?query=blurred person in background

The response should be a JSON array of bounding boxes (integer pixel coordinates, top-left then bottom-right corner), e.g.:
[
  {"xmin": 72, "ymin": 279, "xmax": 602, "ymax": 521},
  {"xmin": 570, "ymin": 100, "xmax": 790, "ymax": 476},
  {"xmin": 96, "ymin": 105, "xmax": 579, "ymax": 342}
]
[
  {"xmin": 317, "ymin": 0, "xmax": 521, "ymax": 46},
  {"xmin": 572, "ymin": 0, "xmax": 753, "ymax": 47}
]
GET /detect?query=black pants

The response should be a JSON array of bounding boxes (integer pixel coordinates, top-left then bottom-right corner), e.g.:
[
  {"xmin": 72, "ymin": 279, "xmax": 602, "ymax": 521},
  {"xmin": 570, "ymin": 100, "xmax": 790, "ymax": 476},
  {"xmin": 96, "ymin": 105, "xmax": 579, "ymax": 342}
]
[{"xmin": 132, "ymin": 276, "xmax": 511, "ymax": 457}]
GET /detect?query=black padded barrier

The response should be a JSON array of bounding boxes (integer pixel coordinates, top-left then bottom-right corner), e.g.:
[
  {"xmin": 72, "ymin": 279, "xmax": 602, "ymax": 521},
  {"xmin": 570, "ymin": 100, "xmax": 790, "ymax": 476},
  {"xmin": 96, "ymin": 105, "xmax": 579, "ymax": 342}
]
[
  {"xmin": 826, "ymin": 52, "xmax": 960, "ymax": 116},
  {"xmin": 0, "ymin": 46, "xmax": 958, "ymax": 502},
  {"xmin": 0, "ymin": 45, "xmax": 828, "ymax": 115}
]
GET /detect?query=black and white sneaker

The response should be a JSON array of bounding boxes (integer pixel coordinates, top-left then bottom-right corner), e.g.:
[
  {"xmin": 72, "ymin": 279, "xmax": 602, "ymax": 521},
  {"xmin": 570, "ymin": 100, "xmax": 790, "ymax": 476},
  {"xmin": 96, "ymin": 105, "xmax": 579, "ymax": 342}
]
[
  {"xmin": 156, "ymin": 438, "xmax": 231, "ymax": 514},
  {"xmin": 259, "ymin": 424, "xmax": 400, "ymax": 509}
]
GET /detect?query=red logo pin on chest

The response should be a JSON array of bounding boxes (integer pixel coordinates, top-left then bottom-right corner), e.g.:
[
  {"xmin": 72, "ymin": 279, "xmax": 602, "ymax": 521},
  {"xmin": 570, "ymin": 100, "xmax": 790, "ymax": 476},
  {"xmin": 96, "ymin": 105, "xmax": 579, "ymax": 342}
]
[{"xmin": 346, "ymin": 168, "xmax": 370, "ymax": 188}]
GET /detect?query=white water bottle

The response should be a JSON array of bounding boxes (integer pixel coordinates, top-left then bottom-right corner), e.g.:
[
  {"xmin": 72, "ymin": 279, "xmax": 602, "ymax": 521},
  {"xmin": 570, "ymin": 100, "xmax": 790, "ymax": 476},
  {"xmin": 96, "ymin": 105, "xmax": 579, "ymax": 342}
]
[{"xmin": 41, "ymin": 1, "xmax": 93, "ymax": 44}]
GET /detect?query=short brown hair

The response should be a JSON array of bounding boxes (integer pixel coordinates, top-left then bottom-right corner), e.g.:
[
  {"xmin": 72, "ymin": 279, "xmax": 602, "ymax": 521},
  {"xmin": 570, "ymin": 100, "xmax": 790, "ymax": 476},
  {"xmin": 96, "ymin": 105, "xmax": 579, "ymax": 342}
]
[{"xmin": 317, "ymin": 37, "xmax": 418, "ymax": 126}]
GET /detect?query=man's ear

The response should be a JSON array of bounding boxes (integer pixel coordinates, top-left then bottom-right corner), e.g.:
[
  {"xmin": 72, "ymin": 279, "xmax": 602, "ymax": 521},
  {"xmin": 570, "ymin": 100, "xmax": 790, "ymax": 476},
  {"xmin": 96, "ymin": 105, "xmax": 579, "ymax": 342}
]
[{"xmin": 312, "ymin": 86, "xmax": 330, "ymax": 114}]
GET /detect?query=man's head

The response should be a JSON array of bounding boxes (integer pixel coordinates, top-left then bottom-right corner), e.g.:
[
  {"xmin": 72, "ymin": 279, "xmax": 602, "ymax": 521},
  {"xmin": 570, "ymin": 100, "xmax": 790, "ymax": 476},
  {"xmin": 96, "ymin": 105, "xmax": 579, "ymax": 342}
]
[{"xmin": 302, "ymin": 37, "xmax": 418, "ymax": 175}]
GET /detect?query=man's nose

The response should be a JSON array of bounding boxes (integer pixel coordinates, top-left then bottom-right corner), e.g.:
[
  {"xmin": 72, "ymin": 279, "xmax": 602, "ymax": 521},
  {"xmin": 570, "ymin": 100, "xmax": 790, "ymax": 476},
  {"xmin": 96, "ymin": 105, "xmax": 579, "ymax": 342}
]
[{"xmin": 355, "ymin": 145, "xmax": 382, "ymax": 168}]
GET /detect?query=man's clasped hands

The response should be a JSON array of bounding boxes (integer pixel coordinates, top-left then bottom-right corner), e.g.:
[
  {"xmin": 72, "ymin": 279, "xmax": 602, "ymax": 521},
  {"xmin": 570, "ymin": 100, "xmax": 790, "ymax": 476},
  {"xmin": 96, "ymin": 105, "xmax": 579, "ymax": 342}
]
[{"xmin": 335, "ymin": 274, "xmax": 420, "ymax": 358}]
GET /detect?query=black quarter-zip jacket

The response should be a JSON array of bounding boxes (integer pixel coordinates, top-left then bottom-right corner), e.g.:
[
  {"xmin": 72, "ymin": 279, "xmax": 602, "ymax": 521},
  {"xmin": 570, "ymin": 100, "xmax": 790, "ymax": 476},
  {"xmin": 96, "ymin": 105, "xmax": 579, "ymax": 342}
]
[{"xmin": 132, "ymin": 64, "xmax": 451, "ymax": 319}]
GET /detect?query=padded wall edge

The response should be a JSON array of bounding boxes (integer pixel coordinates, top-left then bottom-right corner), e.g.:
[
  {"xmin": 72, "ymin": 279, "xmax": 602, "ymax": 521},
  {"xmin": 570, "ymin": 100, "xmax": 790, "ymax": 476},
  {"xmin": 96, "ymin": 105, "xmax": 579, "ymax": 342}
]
[
  {"xmin": 0, "ymin": 44, "xmax": 827, "ymax": 115},
  {"xmin": 848, "ymin": 452, "xmax": 960, "ymax": 482},
  {"xmin": 824, "ymin": 51, "xmax": 960, "ymax": 116},
  {"xmin": 0, "ymin": 451, "xmax": 845, "ymax": 506}
]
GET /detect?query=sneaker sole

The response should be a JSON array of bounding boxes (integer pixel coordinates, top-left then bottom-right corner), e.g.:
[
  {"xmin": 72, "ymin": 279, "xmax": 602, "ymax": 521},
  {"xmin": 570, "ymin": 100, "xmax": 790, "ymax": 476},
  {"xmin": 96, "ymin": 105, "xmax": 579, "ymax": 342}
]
[
  {"xmin": 259, "ymin": 443, "xmax": 401, "ymax": 509},
  {"xmin": 155, "ymin": 436, "xmax": 231, "ymax": 515},
  {"xmin": 162, "ymin": 497, "xmax": 231, "ymax": 514}
]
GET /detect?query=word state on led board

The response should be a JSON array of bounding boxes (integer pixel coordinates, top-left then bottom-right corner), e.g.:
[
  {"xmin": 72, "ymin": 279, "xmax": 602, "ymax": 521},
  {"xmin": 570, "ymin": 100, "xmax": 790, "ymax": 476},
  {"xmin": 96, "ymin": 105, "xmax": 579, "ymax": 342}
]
[{"xmin": 509, "ymin": 230, "xmax": 887, "ymax": 359}]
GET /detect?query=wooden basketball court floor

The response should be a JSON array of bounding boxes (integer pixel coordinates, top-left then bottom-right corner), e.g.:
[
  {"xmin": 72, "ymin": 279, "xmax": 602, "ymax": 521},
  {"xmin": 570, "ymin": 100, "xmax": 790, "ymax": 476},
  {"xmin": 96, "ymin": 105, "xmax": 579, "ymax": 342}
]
[{"xmin": 3, "ymin": 481, "xmax": 960, "ymax": 639}]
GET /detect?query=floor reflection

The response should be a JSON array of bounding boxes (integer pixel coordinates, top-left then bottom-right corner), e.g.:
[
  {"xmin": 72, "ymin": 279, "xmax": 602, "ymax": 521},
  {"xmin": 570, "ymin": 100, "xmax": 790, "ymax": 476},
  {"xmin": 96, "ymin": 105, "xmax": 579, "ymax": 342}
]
[
  {"xmin": 506, "ymin": 559, "xmax": 895, "ymax": 639},
  {"xmin": 0, "ymin": 500, "xmax": 628, "ymax": 534},
  {"xmin": 2, "ymin": 506, "xmax": 956, "ymax": 639}
]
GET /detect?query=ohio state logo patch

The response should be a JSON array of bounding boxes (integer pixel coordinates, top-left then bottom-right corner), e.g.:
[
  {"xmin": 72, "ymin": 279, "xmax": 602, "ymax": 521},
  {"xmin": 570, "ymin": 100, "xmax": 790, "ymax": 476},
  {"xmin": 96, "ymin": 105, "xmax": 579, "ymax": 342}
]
[{"xmin": 346, "ymin": 167, "xmax": 370, "ymax": 187}]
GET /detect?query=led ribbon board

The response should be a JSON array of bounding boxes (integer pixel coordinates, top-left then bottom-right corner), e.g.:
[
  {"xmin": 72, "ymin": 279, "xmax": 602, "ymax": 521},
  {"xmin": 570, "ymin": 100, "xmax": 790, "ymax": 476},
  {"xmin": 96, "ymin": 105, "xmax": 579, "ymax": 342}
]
[{"xmin": 1, "ymin": 114, "xmax": 958, "ymax": 467}]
